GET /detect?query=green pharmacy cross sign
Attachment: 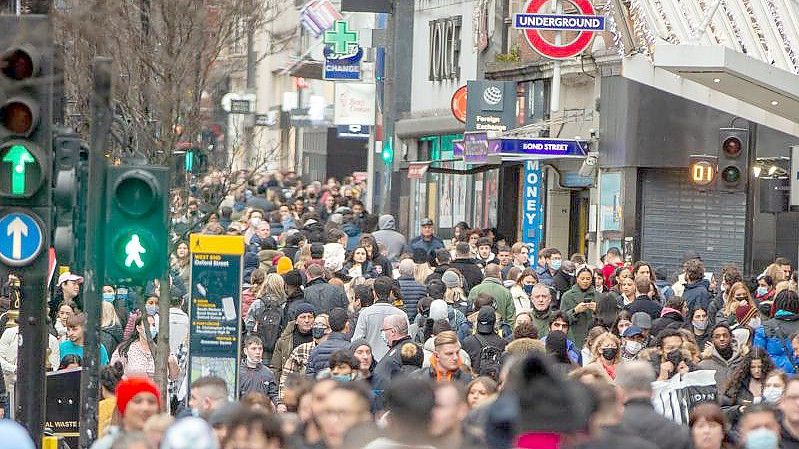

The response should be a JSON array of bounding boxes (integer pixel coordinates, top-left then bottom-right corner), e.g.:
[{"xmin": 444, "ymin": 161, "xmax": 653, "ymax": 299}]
[{"xmin": 324, "ymin": 20, "xmax": 359, "ymax": 56}]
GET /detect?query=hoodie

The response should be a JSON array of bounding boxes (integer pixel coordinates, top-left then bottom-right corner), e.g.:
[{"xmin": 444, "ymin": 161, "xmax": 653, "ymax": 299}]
[
  {"xmin": 342, "ymin": 222, "xmax": 362, "ymax": 251},
  {"xmin": 372, "ymin": 215, "xmax": 408, "ymax": 263}
]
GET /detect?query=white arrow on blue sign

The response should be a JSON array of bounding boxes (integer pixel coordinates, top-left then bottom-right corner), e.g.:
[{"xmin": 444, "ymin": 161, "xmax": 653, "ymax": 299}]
[{"xmin": 0, "ymin": 212, "xmax": 43, "ymax": 266}]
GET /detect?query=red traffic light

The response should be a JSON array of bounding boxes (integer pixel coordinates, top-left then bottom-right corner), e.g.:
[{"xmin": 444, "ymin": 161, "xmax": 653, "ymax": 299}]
[
  {"xmin": 1, "ymin": 49, "xmax": 35, "ymax": 80},
  {"xmin": 0, "ymin": 100, "xmax": 35, "ymax": 135},
  {"xmin": 722, "ymin": 137, "xmax": 742, "ymax": 157}
]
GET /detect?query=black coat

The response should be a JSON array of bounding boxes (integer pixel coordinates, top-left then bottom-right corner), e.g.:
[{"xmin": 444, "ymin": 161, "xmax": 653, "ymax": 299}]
[
  {"xmin": 462, "ymin": 332, "xmax": 507, "ymax": 373},
  {"xmin": 552, "ymin": 270, "xmax": 574, "ymax": 296},
  {"xmin": 306, "ymin": 332, "xmax": 351, "ymax": 376},
  {"xmin": 625, "ymin": 296, "xmax": 663, "ymax": 320},
  {"xmin": 620, "ymin": 398, "xmax": 691, "ymax": 449},
  {"xmin": 650, "ymin": 311, "xmax": 685, "ymax": 338},
  {"xmin": 303, "ymin": 279, "xmax": 348, "ymax": 315},
  {"xmin": 449, "ymin": 258, "xmax": 484, "ymax": 293}
]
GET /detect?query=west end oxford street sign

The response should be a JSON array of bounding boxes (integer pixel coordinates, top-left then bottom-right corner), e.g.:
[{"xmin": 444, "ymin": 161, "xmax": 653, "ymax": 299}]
[{"xmin": 513, "ymin": 0, "xmax": 606, "ymax": 59}]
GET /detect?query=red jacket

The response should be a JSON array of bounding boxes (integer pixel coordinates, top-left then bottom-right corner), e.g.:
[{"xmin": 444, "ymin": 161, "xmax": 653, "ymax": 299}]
[{"xmin": 602, "ymin": 262, "xmax": 623, "ymax": 288}]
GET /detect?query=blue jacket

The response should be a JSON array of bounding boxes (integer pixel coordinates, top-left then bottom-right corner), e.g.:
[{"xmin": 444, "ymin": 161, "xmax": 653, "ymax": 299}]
[
  {"xmin": 408, "ymin": 235, "xmax": 445, "ymax": 259},
  {"xmin": 754, "ymin": 312, "xmax": 799, "ymax": 374},
  {"xmin": 397, "ymin": 276, "xmax": 426, "ymax": 321},
  {"xmin": 540, "ymin": 335, "xmax": 582, "ymax": 365},
  {"xmin": 306, "ymin": 332, "xmax": 352, "ymax": 376},
  {"xmin": 682, "ymin": 279, "xmax": 712, "ymax": 312}
]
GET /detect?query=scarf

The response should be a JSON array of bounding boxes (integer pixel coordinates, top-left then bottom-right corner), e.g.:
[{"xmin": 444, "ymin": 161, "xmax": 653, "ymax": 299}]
[{"xmin": 429, "ymin": 353, "xmax": 459, "ymax": 382}]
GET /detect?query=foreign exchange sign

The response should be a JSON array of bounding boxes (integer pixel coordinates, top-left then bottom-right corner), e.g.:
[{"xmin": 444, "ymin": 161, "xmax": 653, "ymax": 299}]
[{"xmin": 513, "ymin": 0, "xmax": 605, "ymax": 59}]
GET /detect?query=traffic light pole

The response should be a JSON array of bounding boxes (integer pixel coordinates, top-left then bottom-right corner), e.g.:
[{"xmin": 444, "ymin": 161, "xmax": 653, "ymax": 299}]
[{"xmin": 78, "ymin": 57, "xmax": 111, "ymax": 449}]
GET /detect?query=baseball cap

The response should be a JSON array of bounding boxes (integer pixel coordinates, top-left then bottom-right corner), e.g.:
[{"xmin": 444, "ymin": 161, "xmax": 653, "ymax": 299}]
[
  {"xmin": 630, "ymin": 312, "xmax": 652, "ymax": 330},
  {"xmin": 622, "ymin": 326, "xmax": 644, "ymax": 338},
  {"xmin": 420, "ymin": 218, "xmax": 434, "ymax": 226},
  {"xmin": 57, "ymin": 272, "xmax": 84, "ymax": 285},
  {"xmin": 476, "ymin": 306, "xmax": 496, "ymax": 334}
]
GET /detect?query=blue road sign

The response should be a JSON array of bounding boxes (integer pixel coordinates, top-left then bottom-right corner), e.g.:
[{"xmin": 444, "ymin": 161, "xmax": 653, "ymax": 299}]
[
  {"xmin": 0, "ymin": 212, "xmax": 44, "ymax": 266},
  {"xmin": 514, "ymin": 13, "xmax": 605, "ymax": 31}
]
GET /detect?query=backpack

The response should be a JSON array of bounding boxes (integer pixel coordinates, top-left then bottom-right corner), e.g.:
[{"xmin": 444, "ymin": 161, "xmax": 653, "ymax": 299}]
[
  {"xmin": 475, "ymin": 334, "xmax": 502, "ymax": 380},
  {"xmin": 254, "ymin": 296, "xmax": 284, "ymax": 353}
]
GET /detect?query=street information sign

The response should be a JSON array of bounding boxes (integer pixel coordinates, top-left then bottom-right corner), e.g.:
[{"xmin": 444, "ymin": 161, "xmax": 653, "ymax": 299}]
[
  {"xmin": 0, "ymin": 211, "xmax": 44, "ymax": 266},
  {"xmin": 513, "ymin": 0, "xmax": 605, "ymax": 59}
]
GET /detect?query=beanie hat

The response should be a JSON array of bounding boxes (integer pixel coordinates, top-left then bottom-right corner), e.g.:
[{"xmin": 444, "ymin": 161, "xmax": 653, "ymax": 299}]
[
  {"xmin": 429, "ymin": 299, "xmax": 448, "ymax": 321},
  {"xmin": 441, "ymin": 270, "xmax": 461, "ymax": 289},
  {"xmin": 276, "ymin": 256, "xmax": 293, "ymax": 275},
  {"xmin": 398, "ymin": 259, "xmax": 415, "ymax": 277},
  {"xmin": 293, "ymin": 302, "xmax": 316, "ymax": 318},
  {"xmin": 283, "ymin": 269, "xmax": 304, "ymax": 288},
  {"xmin": 116, "ymin": 376, "xmax": 161, "ymax": 415}
]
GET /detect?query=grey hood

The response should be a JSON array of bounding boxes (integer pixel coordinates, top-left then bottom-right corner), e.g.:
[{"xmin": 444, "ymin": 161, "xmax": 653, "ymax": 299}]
[{"xmin": 378, "ymin": 214, "xmax": 396, "ymax": 230}]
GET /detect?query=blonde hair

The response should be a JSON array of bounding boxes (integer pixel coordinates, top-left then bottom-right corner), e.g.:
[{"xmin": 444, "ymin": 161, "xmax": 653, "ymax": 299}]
[
  {"xmin": 294, "ymin": 243, "xmax": 312, "ymax": 270},
  {"xmin": 590, "ymin": 332, "xmax": 620, "ymax": 363},
  {"xmin": 766, "ymin": 263, "xmax": 787, "ymax": 283},
  {"xmin": 101, "ymin": 301, "xmax": 120, "ymax": 328},
  {"xmin": 444, "ymin": 287, "xmax": 467, "ymax": 305},
  {"xmin": 257, "ymin": 273, "xmax": 287, "ymax": 301},
  {"xmin": 433, "ymin": 330, "xmax": 460, "ymax": 349},
  {"xmin": 723, "ymin": 282, "xmax": 754, "ymax": 317},
  {"xmin": 414, "ymin": 262, "xmax": 433, "ymax": 284}
]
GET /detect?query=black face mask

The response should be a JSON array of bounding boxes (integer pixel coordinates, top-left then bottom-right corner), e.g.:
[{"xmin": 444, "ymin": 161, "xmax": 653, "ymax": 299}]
[
  {"xmin": 312, "ymin": 327, "xmax": 326, "ymax": 339},
  {"xmin": 666, "ymin": 349, "xmax": 682, "ymax": 367},
  {"xmin": 601, "ymin": 347, "xmax": 619, "ymax": 360}
]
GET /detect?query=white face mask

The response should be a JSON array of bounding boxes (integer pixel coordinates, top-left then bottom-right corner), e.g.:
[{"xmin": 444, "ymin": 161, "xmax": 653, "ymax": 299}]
[
  {"xmin": 762, "ymin": 387, "xmax": 784, "ymax": 403},
  {"xmin": 625, "ymin": 340, "xmax": 643, "ymax": 355}
]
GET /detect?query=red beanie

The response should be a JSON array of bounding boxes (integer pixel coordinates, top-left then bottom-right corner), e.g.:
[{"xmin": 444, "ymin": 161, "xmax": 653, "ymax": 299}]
[{"xmin": 116, "ymin": 376, "xmax": 161, "ymax": 415}]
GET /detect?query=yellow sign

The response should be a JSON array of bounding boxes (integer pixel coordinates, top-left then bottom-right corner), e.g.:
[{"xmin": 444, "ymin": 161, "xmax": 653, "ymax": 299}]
[
  {"xmin": 189, "ymin": 234, "xmax": 245, "ymax": 255},
  {"xmin": 689, "ymin": 160, "xmax": 716, "ymax": 186}
]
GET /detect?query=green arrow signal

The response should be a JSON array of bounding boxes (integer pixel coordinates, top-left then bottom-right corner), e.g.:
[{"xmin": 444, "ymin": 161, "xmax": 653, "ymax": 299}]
[{"xmin": 2, "ymin": 144, "xmax": 35, "ymax": 195}]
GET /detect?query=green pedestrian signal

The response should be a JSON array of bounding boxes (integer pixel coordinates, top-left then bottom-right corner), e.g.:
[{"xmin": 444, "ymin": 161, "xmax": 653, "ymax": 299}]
[
  {"xmin": 382, "ymin": 138, "xmax": 394, "ymax": 165},
  {"xmin": 104, "ymin": 165, "xmax": 168, "ymax": 283}
]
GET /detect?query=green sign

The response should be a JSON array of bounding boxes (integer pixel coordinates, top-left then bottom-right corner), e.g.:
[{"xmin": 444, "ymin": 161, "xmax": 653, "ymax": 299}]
[
  {"xmin": 324, "ymin": 20, "xmax": 359, "ymax": 56},
  {"xmin": 185, "ymin": 150, "xmax": 194, "ymax": 172},
  {"xmin": 111, "ymin": 229, "xmax": 155, "ymax": 275},
  {"xmin": 2, "ymin": 144, "xmax": 35, "ymax": 195}
]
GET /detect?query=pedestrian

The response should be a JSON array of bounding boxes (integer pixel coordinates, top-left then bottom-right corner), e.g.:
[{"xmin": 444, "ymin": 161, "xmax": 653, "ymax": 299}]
[
  {"xmin": 100, "ymin": 300, "xmax": 124, "ymax": 356},
  {"xmin": 754, "ymin": 290, "xmax": 799, "ymax": 374},
  {"xmin": 50, "ymin": 271, "xmax": 83, "ymax": 324},
  {"xmin": 625, "ymin": 275, "xmax": 662, "ymax": 319},
  {"xmin": 616, "ymin": 361, "xmax": 691, "ymax": 449},
  {"xmin": 222, "ymin": 407, "xmax": 284, "ymax": 449},
  {"xmin": 340, "ymin": 246, "xmax": 377, "ymax": 279},
  {"xmin": 302, "ymin": 264, "xmax": 349, "ymax": 315},
  {"xmin": 682, "ymin": 259, "xmax": 712, "ymax": 312},
  {"xmin": 270, "ymin": 304, "xmax": 316, "ymax": 381},
  {"xmin": 277, "ymin": 314, "xmax": 330, "ymax": 406},
  {"xmin": 372, "ymin": 214, "xmax": 407, "ymax": 263},
  {"xmin": 408, "ymin": 218, "xmax": 445, "ymax": 260},
  {"xmin": 90, "ymin": 377, "xmax": 161, "ymax": 449},
  {"xmin": 396, "ymin": 258, "xmax": 426, "ymax": 322},
  {"xmin": 359, "ymin": 234, "xmax": 393, "ymax": 277},
  {"xmin": 431, "ymin": 382, "xmax": 482, "ymax": 449},
  {"xmin": 719, "ymin": 347, "xmax": 774, "ymax": 426},
  {"xmin": 651, "ymin": 297, "xmax": 688, "ymax": 337},
  {"xmin": 687, "ymin": 307, "xmax": 712, "ymax": 349},
  {"xmin": 601, "ymin": 248, "xmax": 624, "ymax": 289},
  {"xmin": 415, "ymin": 331, "xmax": 472, "ymax": 383},
  {"xmin": 620, "ymin": 326, "xmax": 646, "ymax": 362},
  {"xmin": 61, "ymin": 313, "xmax": 110, "ymax": 366},
  {"xmin": 468, "ymin": 264, "xmax": 515, "ymax": 323},
  {"xmin": 98, "ymin": 362, "xmax": 125, "ymax": 437},
  {"xmin": 317, "ymin": 383, "xmax": 373, "ymax": 449},
  {"xmin": 111, "ymin": 315, "xmax": 179, "ymax": 380},
  {"xmin": 449, "ymin": 242, "xmax": 484, "ymax": 292},
  {"xmin": 559, "ymin": 265, "xmax": 597, "ymax": 348},
  {"xmin": 350, "ymin": 339, "xmax": 376, "ymax": 384},
  {"xmin": 352, "ymin": 277, "xmax": 409, "ymax": 361},
  {"xmin": 238, "ymin": 335, "xmax": 278, "ymax": 407},
  {"xmin": 306, "ymin": 308, "xmax": 351, "ymax": 376},
  {"xmin": 509, "ymin": 269, "xmax": 537, "ymax": 314},
  {"xmin": 697, "ymin": 323, "xmax": 744, "ymax": 386},
  {"xmin": 372, "ymin": 314, "xmax": 421, "ymax": 390},
  {"xmin": 737, "ymin": 404, "xmax": 782, "ymax": 449},
  {"xmin": 585, "ymin": 332, "xmax": 622, "ymax": 380},
  {"xmin": 441, "ymin": 269, "xmax": 470, "ymax": 316}
]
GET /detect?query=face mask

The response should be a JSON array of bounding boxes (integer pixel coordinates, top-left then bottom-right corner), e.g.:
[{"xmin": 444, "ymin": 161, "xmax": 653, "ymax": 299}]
[
  {"xmin": 762, "ymin": 387, "xmax": 784, "ymax": 403},
  {"xmin": 550, "ymin": 260, "xmax": 562, "ymax": 271},
  {"xmin": 625, "ymin": 340, "xmax": 643, "ymax": 355},
  {"xmin": 756, "ymin": 286, "xmax": 769, "ymax": 296},
  {"xmin": 331, "ymin": 374, "xmax": 352, "ymax": 383},
  {"xmin": 102, "ymin": 293, "xmax": 115, "ymax": 302},
  {"xmin": 250, "ymin": 217, "xmax": 262, "ymax": 227},
  {"xmin": 601, "ymin": 347, "xmax": 618, "ymax": 360},
  {"xmin": 693, "ymin": 320, "xmax": 708, "ymax": 331},
  {"xmin": 145, "ymin": 304, "xmax": 159, "ymax": 316},
  {"xmin": 149, "ymin": 326, "xmax": 158, "ymax": 338},
  {"xmin": 312, "ymin": 327, "xmax": 326, "ymax": 339},
  {"xmin": 745, "ymin": 428, "xmax": 779, "ymax": 449},
  {"xmin": 523, "ymin": 284, "xmax": 534, "ymax": 295}
]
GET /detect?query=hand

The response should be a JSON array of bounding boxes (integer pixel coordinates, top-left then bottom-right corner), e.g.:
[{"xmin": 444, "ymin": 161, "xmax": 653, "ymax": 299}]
[
  {"xmin": 276, "ymin": 404, "xmax": 287, "ymax": 413},
  {"xmin": 704, "ymin": 341, "xmax": 713, "ymax": 353},
  {"xmin": 659, "ymin": 361, "xmax": 675, "ymax": 380},
  {"xmin": 677, "ymin": 361, "xmax": 690, "ymax": 374},
  {"xmin": 586, "ymin": 302, "xmax": 597, "ymax": 311}
]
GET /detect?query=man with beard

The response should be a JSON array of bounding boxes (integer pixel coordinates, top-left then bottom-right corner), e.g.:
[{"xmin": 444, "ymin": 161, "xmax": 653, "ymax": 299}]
[{"xmin": 697, "ymin": 323, "xmax": 743, "ymax": 386}]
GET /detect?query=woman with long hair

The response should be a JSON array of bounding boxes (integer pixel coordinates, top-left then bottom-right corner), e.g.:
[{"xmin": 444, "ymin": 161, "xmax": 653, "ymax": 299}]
[
  {"xmin": 720, "ymin": 347, "xmax": 774, "ymax": 425},
  {"xmin": 54, "ymin": 299, "xmax": 79, "ymax": 341},
  {"xmin": 100, "ymin": 301, "xmax": 123, "ymax": 356},
  {"xmin": 465, "ymin": 376, "xmax": 498, "ymax": 409},
  {"xmin": 358, "ymin": 234, "xmax": 392, "ymax": 277},
  {"xmin": 754, "ymin": 289, "xmax": 799, "ymax": 374},
  {"xmin": 509, "ymin": 268, "xmax": 537, "ymax": 314},
  {"xmin": 632, "ymin": 260, "xmax": 661, "ymax": 302},
  {"xmin": 340, "ymin": 246, "xmax": 377, "ymax": 280},
  {"xmin": 593, "ymin": 292, "xmax": 621, "ymax": 330},
  {"xmin": 717, "ymin": 282, "xmax": 758, "ymax": 328},
  {"xmin": 169, "ymin": 241, "xmax": 190, "ymax": 289},
  {"xmin": 585, "ymin": 332, "xmax": 622, "ymax": 380},
  {"xmin": 611, "ymin": 310, "xmax": 633, "ymax": 338},
  {"xmin": 690, "ymin": 402, "xmax": 735, "ymax": 449},
  {"xmin": 686, "ymin": 307, "xmax": 712, "ymax": 349},
  {"xmin": 110, "ymin": 315, "xmax": 179, "ymax": 380}
]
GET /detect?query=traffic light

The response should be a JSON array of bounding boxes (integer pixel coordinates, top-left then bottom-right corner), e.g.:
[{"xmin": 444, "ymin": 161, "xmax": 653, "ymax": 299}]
[
  {"xmin": 0, "ymin": 15, "xmax": 53, "ymax": 263},
  {"xmin": 381, "ymin": 136, "xmax": 394, "ymax": 165},
  {"xmin": 52, "ymin": 129, "xmax": 88, "ymax": 268},
  {"xmin": 718, "ymin": 128, "xmax": 750, "ymax": 192},
  {"xmin": 104, "ymin": 165, "xmax": 169, "ymax": 283},
  {"xmin": 688, "ymin": 155, "xmax": 718, "ymax": 189}
]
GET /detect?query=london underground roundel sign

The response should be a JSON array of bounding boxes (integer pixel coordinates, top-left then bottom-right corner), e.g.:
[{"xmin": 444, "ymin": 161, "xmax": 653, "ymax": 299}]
[{"xmin": 514, "ymin": 0, "xmax": 605, "ymax": 59}]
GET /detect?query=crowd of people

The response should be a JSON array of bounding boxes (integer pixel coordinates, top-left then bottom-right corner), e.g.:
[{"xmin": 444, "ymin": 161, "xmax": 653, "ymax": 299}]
[{"xmin": 5, "ymin": 169, "xmax": 799, "ymax": 449}]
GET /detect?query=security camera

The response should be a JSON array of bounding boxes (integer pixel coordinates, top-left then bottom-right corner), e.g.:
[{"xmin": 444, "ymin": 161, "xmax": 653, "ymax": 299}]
[{"xmin": 579, "ymin": 152, "xmax": 599, "ymax": 178}]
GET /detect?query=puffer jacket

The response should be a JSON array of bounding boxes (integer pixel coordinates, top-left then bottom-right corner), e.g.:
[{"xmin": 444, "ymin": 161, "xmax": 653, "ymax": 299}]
[
  {"xmin": 398, "ymin": 275, "xmax": 426, "ymax": 322},
  {"xmin": 306, "ymin": 332, "xmax": 351, "ymax": 376},
  {"xmin": 696, "ymin": 342, "xmax": 747, "ymax": 386},
  {"xmin": 754, "ymin": 312, "xmax": 799, "ymax": 374}
]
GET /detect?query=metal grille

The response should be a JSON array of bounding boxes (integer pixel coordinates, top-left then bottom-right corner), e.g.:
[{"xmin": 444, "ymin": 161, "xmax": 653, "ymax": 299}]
[{"xmin": 640, "ymin": 169, "xmax": 746, "ymax": 277}]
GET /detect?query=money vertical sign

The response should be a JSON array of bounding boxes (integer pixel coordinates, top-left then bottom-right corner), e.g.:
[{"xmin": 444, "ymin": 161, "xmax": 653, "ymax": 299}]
[
  {"xmin": 522, "ymin": 160, "xmax": 545, "ymax": 264},
  {"xmin": 188, "ymin": 234, "xmax": 245, "ymax": 400}
]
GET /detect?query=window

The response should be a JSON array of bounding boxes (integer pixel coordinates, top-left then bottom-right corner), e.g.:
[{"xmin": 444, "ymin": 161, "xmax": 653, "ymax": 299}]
[{"xmin": 428, "ymin": 16, "xmax": 462, "ymax": 81}]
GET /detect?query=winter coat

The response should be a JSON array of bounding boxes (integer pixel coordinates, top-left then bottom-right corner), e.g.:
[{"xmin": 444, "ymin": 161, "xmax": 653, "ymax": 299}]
[
  {"xmin": 352, "ymin": 302, "xmax": 409, "ymax": 361},
  {"xmin": 531, "ymin": 308, "xmax": 553, "ymax": 338},
  {"xmin": 302, "ymin": 278, "xmax": 349, "ymax": 315},
  {"xmin": 697, "ymin": 343, "xmax": 747, "ymax": 386},
  {"xmin": 449, "ymin": 258, "xmax": 485, "ymax": 293},
  {"xmin": 322, "ymin": 242, "xmax": 347, "ymax": 272},
  {"xmin": 397, "ymin": 275, "xmax": 426, "ymax": 322},
  {"xmin": 100, "ymin": 323, "xmax": 123, "ymax": 357},
  {"xmin": 458, "ymin": 309, "xmax": 513, "ymax": 341},
  {"xmin": 754, "ymin": 312, "xmax": 799, "ymax": 374},
  {"xmin": 559, "ymin": 285, "xmax": 596, "ymax": 348},
  {"xmin": 270, "ymin": 323, "xmax": 312, "ymax": 381},
  {"xmin": 306, "ymin": 332, "xmax": 351, "ymax": 376},
  {"xmin": 340, "ymin": 260, "xmax": 378, "ymax": 279},
  {"xmin": 371, "ymin": 254, "xmax": 393, "ymax": 278},
  {"xmin": 408, "ymin": 235, "xmax": 445, "ymax": 260},
  {"xmin": 682, "ymin": 279, "xmax": 712, "ymax": 312},
  {"xmin": 467, "ymin": 278, "xmax": 515, "ymax": 324},
  {"xmin": 552, "ymin": 270, "xmax": 574, "ymax": 296},
  {"xmin": 372, "ymin": 215, "xmax": 407, "ymax": 263},
  {"xmin": 462, "ymin": 332, "xmax": 507, "ymax": 373},
  {"xmin": 239, "ymin": 361, "xmax": 279, "ymax": 404},
  {"xmin": 720, "ymin": 381, "xmax": 756, "ymax": 426},
  {"xmin": 302, "ymin": 221, "xmax": 325, "ymax": 244},
  {"xmin": 509, "ymin": 285, "xmax": 532, "ymax": 315},
  {"xmin": 625, "ymin": 295, "xmax": 663, "ymax": 320},
  {"xmin": 620, "ymin": 398, "xmax": 691, "ymax": 449},
  {"xmin": 650, "ymin": 309, "xmax": 685, "ymax": 338},
  {"xmin": 341, "ymin": 222, "xmax": 362, "ymax": 251},
  {"xmin": 372, "ymin": 336, "xmax": 421, "ymax": 392}
]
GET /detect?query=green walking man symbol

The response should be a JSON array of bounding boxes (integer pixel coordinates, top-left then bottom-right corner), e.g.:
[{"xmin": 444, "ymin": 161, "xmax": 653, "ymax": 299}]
[{"xmin": 124, "ymin": 234, "xmax": 146, "ymax": 268}]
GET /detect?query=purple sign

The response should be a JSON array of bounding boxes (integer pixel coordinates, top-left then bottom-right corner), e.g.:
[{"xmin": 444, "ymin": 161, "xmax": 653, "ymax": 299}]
[
  {"xmin": 454, "ymin": 138, "xmax": 500, "ymax": 161},
  {"xmin": 500, "ymin": 138, "xmax": 588, "ymax": 156}
]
